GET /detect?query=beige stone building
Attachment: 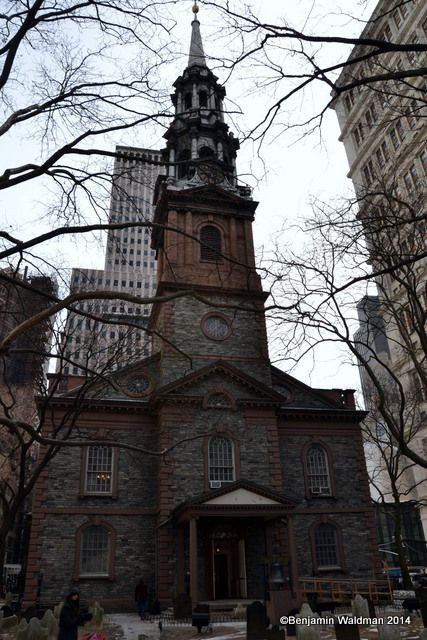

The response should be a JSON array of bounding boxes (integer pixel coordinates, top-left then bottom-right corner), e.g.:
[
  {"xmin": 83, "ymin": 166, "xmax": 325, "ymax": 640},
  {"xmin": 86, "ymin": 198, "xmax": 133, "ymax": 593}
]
[
  {"xmin": 61, "ymin": 146, "xmax": 162, "ymax": 376},
  {"xmin": 331, "ymin": 0, "xmax": 427, "ymax": 538}
]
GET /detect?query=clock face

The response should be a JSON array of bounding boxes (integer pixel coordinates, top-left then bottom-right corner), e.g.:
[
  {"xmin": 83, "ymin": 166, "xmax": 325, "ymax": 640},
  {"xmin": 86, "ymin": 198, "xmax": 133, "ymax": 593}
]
[
  {"xmin": 197, "ymin": 162, "xmax": 225, "ymax": 185},
  {"xmin": 202, "ymin": 314, "xmax": 230, "ymax": 340},
  {"xmin": 126, "ymin": 376, "xmax": 150, "ymax": 395}
]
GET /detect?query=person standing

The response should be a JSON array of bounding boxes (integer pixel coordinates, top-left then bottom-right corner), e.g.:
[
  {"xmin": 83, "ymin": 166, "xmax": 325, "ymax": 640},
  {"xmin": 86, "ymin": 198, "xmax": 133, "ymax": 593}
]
[
  {"xmin": 134, "ymin": 578, "xmax": 148, "ymax": 619},
  {"xmin": 58, "ymin": 588, "xmax": 92, "ymax": 640}
]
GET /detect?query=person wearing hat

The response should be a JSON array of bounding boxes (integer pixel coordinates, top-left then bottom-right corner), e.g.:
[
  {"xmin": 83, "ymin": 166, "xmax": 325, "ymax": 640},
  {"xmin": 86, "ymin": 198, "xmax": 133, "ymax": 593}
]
[{"xmin": 58, "ymin": 588, "xmax": 92, "ymax": 640}]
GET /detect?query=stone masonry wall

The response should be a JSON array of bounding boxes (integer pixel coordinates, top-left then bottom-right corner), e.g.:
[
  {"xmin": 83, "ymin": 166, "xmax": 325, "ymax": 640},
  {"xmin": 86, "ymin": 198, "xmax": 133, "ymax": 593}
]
[
  {"xmin": 31, "ymin": 409, "xmax": 159, "ymax": 609},
  {"xmin": 280, "ymin": 427, "xmax": 377, "ymax": 579},
  {"xmin": 153, "ymin": 293, "xmax": 271, "ymax": 387}
]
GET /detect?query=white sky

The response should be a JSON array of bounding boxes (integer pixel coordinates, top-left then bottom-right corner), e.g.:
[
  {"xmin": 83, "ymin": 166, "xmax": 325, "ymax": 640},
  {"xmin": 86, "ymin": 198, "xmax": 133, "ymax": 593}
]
[{"xmin": 0, "ymin": 0, "xmax": 379, "ymax": 398}]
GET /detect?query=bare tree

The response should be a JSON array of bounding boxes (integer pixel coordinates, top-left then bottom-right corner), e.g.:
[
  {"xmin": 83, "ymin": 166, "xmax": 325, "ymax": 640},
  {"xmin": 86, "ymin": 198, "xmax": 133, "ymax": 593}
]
[{"xmin": 363, "ymin": 391, "xmax": 427, "ymax": 588}]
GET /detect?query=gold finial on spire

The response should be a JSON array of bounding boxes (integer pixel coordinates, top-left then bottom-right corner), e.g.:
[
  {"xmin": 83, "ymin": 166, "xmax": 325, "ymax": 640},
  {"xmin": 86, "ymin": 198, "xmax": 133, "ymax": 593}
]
[{"xmin": 192, "ymin": 1, "xmax": 199, "ymax": 14}]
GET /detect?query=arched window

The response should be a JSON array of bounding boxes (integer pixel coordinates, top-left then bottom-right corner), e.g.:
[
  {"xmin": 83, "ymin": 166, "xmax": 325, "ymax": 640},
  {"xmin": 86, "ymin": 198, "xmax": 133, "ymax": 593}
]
[
  {"xmin": 184, "ymin": 92, "xmax": 192, "ymax": 110},
  {"xmin": 208, "ymin": 437, "xmax": 234, "ymax": 484},
  {"xmin": 200, "ymin": 225, "xmax": 222, "ymax": 261},
  {"xmin": 306, "ymin": 445, "xmax": 331, "ymax": 496},
  {"xmin": 199, "ymin": 90, "xmax": 208, "ymax": 107},
  {"xmin": 177, "ymin": 150, "xmax": 191, "ymax": 179},
  {"xmin": 79, "ymin": 524, "xmax": 110, "ymax": 576},
  {"xmin": 313, "ymin": 523, "xmax": 340, "ymax": 569}
]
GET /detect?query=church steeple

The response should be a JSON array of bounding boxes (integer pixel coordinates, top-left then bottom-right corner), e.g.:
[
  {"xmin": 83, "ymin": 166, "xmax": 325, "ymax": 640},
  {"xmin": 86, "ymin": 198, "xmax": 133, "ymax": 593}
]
[
  {"xmin": 188, "ymin": 2, "xmax": 206, "ymax": 69},
  {"xmin": 150, "ymin": 3, "xmax": 268, "ymax": 388},
  {"xmin": 159, "ymin": 3, "xmax": 245, "ymax": 194}
]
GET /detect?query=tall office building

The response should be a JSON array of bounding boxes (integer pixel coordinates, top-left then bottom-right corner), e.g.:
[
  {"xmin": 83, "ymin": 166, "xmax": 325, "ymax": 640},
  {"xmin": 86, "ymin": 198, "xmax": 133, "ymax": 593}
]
[
  {"xmin": 62, "ymin": 146, "xmax": 162, "ymax": 375},
  {"xmin": 331, "ymin": 0, "xmax": 427, "ymax": 534}
]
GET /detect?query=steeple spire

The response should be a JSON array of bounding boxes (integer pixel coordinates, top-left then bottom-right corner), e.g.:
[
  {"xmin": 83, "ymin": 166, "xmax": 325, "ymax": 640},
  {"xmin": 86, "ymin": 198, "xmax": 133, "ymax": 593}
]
[{"xmin": 188, "ymin": 2, "xmax": 206, "ymax": 68}]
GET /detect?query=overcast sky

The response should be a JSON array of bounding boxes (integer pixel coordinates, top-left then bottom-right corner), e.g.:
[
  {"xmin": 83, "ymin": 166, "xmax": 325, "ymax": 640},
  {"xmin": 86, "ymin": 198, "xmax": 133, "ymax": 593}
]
[{"xmin": 0, "ymin": 0, "xmax": 379, "ymax": 397}]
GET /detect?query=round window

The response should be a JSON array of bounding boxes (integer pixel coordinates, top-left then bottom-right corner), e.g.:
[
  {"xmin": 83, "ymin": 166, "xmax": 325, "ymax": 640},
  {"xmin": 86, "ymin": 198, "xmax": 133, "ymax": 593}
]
[
  {"xmin": 126, "ymin": 376, "xmax": 150, "ymax": 395},
  {"xmin": 202, "ymin": 314, "xmax": 230, "ymax": 340}
]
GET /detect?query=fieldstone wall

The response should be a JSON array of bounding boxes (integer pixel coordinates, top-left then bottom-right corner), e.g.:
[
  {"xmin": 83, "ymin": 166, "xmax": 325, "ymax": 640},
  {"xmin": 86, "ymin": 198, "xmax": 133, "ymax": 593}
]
[
  {"xmin": 32, "ymin": 412, "xmax": 159, "ymax": 609},
  {"xmin": 280, "ymin": 427, "xmax": 376, "ymax": 579},
  {"xmin": 153, "ymin": 293, "xmax": 271, "ymax": 387}
]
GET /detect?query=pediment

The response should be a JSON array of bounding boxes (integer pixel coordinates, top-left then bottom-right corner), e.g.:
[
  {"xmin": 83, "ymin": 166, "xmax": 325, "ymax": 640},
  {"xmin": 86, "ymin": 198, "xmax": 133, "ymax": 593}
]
[
  {"xmin": 203, "ymin": 487, "xmax": 281, "ymax": 506},
  {"xmin": 154, "ymin": 360, "xmax": 283, "ymax": 406},
  {"xmin": 54, "ymin": 353, "xmax": 161, "ymax": 402},
  {"xmin": 173, "ymin": 480, "xmax": 297, "ymax": 522}
]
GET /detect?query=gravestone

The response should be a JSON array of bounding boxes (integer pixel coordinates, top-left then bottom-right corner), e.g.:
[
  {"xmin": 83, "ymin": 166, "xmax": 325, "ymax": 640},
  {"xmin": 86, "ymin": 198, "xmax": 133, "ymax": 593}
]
[
  {"xmin": 351, "ymin": 594, "xmax": 369, "ymax": 618},
  {"xmin": 16, "ymin": 618, "xmax": 28, "ymax": 633},
  {"xmin": 0, "ymin": 613, "xmax": 18, "ymax": 631},
  {"xmin": 296, "ymin": 604, "xmax": 320, "ymax": 640},
  {"xmin": 378, "ymin": 621, "xmax": 401, "ymax": 640},
  {"xmin": 334, "ymin": 618, "xmax": 360, "ymax": 640},
  {"xmin": 40, "ymin": 608, "xmax": 58, "ymax": 639},
  {"xmin": 53, "ymin": 601, "xmax": 63, "ymax": 619},
  {"xmin": 247, "ymin": 601, "xmax": 268, "ymax": 640},
  {"xmin": 91, "ymin": 601, "xmax": 104, "ymax": 628},
  {"xmin": 173, "ymin": 593, "xmax": 192, "ymax": 619},
  {"xmin": 16, "ymin": 616, "xmax": 49, "ymax": 640}
]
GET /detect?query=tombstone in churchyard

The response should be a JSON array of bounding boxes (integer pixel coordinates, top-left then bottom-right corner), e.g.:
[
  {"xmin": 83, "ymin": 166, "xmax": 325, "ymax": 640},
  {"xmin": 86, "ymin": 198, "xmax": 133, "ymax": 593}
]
[
  {"xmin": 296, "ymin": 604, "xmax": 320, "ymax": 640},
  {"xmin": 40, "ymin": 608, "xmax": 59, "ymax": 639},
  {"xmin": 247, "ymin": 601, "xmax": 268, "ymax": 640},
  {"xmin": 351, "ymin": 594, "xmax": 369, "ymax": 618},
  {"xmin": 53, "ymin": 600, "xmax": 63, "ymax": 619},
  {"xmin": 173, "ymin": 593, "xmax": 192, "ymax": 619},
  {"xmin": 334, "ymin": 618, "xmax": 360, "ymax": 640},
  {"xmin": 0, "ymin": 613, "xmax": 18, "ymax": 631},
  {"xmin": 91, "ymin": 601, "xmax": 104, "ymax": 628},
  {"xmin": 377, "ymin": 620, "xmax": 401, "ymax": 640},
  {"xmin": 16, "ymin": 616, "xmax": 49, "ymax": 640},
  {"xmin": 16, "ymin": 618, "xmax": 28, "ymax": 633}
]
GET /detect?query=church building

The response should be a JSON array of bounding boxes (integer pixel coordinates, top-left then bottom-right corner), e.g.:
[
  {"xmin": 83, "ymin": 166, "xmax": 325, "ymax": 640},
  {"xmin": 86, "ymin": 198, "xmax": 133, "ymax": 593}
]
[{"xmin": 23, "ymin": 4, "xmax": 380, "ymax": 613}]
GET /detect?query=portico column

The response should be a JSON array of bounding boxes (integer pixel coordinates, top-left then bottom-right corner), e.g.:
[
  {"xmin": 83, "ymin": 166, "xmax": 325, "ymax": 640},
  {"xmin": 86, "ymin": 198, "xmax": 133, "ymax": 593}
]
[{"xmin": 189, "ymin": 517, "xmax": 199, "ymax": 604}]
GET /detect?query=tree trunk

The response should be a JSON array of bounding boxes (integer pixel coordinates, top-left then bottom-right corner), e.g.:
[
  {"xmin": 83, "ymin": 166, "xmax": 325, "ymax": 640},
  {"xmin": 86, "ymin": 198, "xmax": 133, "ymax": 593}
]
[{"xmin": 392, "ymin": 498, "xmax": 412, "ymax": 589}]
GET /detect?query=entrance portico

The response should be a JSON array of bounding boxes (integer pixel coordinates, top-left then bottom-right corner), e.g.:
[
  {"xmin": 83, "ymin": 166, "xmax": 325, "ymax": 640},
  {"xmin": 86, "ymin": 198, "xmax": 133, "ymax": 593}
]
[{"xmin": 172, "ymin": 480, "xmax": 297, "ymax": 604}]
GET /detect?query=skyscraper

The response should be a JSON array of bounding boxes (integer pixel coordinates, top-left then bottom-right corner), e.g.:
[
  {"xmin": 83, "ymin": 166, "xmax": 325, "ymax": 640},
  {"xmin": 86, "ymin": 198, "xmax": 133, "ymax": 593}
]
[
  {"xmin": 331, "ymin": 0, "xmax": 427, "ymax": 533},
  {"xmin": 61, "ymin": 146, "xmax": 162, "ymax": 376}
]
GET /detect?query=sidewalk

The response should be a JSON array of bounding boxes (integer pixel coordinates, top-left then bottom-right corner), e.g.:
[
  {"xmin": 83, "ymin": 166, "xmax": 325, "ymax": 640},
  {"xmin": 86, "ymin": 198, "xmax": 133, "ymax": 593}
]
[{"xmin": 103, "ymin": 613, "xmax": 161, "ymax": 640}]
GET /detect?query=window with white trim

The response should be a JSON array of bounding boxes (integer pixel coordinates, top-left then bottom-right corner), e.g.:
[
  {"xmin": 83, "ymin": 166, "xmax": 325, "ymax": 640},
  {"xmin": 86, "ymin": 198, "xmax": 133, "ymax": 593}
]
[
  {"xmin": 307, "ymin": 445, "xmax": 331, "ymax": 496},
  {"xmin": 80, "ymin": 525, "xmax": 109, "ymax": 576},
  {"xmin": 314, "ymin": 523, "xmax": 340, "ymax": 568},
  {"xmin": 208, "ymin": 437, "xmax": 234, "ymax": 484},
  {"xmin": 85, "ymin": 446, "xmax": 113, "ymax": 494}
]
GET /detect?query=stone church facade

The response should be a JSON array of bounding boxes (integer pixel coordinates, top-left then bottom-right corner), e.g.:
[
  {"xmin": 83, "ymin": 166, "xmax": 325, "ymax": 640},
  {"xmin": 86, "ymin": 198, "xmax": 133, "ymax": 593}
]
[{"xmin": 24, "ymin": 6, "xmax": 380, "ymax": 612}]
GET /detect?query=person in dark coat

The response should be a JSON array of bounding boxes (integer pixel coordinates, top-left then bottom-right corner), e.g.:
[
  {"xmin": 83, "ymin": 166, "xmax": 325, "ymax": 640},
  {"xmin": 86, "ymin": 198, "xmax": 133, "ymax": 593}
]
[
  {"xmin": 134, "ymin": 578, "xmax": 148, "ymax": 619},
  {"xmin": 58, "ymin": 588, "xmax": 92, "ymax": 640}
]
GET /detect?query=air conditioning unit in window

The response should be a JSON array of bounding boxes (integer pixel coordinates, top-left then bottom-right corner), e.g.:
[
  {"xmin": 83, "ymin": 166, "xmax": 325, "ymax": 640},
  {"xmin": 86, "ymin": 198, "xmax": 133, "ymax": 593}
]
[
  {"xmin": 311, "ymin": 487, "xmax": 321, "ymax": 494},
  {"xmin": 210, "ymin": 480, "xmax": 221, "ymax": 489}
]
